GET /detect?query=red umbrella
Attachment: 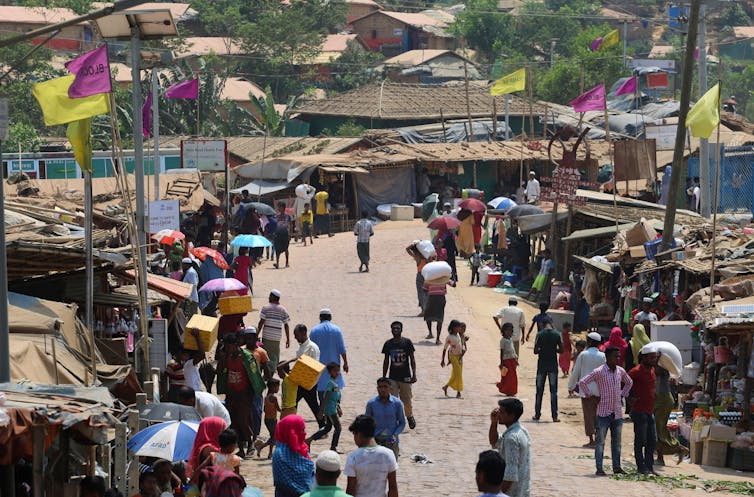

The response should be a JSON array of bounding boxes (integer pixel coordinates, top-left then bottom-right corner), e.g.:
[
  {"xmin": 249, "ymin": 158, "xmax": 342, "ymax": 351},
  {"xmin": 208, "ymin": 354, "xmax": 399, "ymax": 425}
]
[
  {"xmin": 458, "ymin": 198, "xmax": 486, "ymax": 212},
  {"xmin": 190, "ymin": 247, "xmax": 230, "ymax": 270},
  {"xmin": 428, "ymin": 216, "xmax": 461, "ymax": 231},
  {"xmin": 151, "ymin": 229, "xmax": 185, "ymax": 245}
]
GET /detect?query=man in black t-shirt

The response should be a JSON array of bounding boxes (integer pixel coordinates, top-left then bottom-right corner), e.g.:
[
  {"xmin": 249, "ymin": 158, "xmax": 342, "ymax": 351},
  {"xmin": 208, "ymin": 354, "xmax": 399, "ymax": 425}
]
[
  {"xmin": 533, "ymin": 317, "xmax": 563, "ymax": 423},
  {"xmin": 382, "ymin": 321, "xmax": 417, "ymax": 429}
]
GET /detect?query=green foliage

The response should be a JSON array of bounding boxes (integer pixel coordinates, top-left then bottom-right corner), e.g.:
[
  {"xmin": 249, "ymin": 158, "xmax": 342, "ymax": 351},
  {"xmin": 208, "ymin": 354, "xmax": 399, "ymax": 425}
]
[
  {"xmin": 6, "ymin": 122, "xmax": 42, "ymax": 153},
  {"xmin": 451, "ymin": 0, "xmax": 516, "ymax": 62},
  {"xmin": 722, "ymin": 61, "xmax": 754, "ymax": 121},
  {"xmin": 328, "ymin": 41, "xmax": 384, "ymax": 92},
  {"xmin": 250, "ymin": 86, "xmax": 284, "ymax": 136},
  {"xmin": 719, "ymin": 4, "xmax": 751, "ymax": 29},
  {"xmin": 334, "ymin": 120, "xmax": 366, "ymax": 137}
]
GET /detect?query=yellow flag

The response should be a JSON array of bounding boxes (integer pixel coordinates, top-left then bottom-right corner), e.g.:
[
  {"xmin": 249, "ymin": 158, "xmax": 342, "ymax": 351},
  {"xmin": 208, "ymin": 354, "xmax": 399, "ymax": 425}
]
[
  {"xmin": 490, "ymin": 68, "xmax": 526, "ymax": 96},
  {"xmin": 686, "ymin": 83, "xmax": 720, "ymax": 139},
  {"xmin": 32, "ymin": 75, "xmax": 110, "ymax": 126},
  {"xmin": 601, "ymin": 29, "xmax": 620, "ymax": 49},
  {"xmin": 67, "ymin": 118, "xmax": 93, "ymax": 173}
]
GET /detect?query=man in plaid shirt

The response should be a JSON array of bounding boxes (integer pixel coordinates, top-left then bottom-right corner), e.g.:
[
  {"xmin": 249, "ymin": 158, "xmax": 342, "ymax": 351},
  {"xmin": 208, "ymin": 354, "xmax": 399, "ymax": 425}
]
[{"xmin": 579, "ymin": 345, "xmax": 633, "ymax": 476}]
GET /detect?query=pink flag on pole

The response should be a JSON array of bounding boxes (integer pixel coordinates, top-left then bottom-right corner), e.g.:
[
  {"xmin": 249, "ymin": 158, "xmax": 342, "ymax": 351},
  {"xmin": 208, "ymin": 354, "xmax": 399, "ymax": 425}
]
[
  {"xmin": 615, "ymin": 76, "xmax": 637, "ymax": 96},
  {"xmin": 165, "ymin": 78, "xmax": 199, "ymax": 99},
  {"xmin": 142, "ymin": 91, "xmax": 152, "ymax": 138},
  {"xmin": 65, "ymin": 44, "xmax": 112, "ymax": 98},
  {"xmin": 590, "ymin": 37, "xmax": 603, "ymax": 52},
  {"xmin": 570, "ymin": 84, "xmax": 606, "ymax": 112}
]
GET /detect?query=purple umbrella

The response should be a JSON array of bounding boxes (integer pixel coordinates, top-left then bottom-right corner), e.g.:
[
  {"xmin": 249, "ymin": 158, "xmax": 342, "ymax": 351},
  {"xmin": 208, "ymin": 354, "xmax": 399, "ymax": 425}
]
[{"xmin": 199, "ymin": 278, "xmax": 247, "ymax": 293}]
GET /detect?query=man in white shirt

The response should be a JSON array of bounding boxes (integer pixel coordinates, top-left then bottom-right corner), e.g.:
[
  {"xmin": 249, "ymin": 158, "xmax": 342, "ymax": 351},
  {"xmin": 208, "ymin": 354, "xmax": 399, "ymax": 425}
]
[
  {"xmin": 180, "ymin": 329, "xmax": 205, "ymax": 392},
  {"xmin": 345, "ymin": 414, "xmax": 399, "ymax": 497},
  {"xmin": 525, "ymin": 171, "xmax": 540, "ymax": 204},
  {"xmin": 181, "ymin": 257, "xmax": 200, "ymax": 317},
  {"xmin": 633, "ymin": 298, "xmax": 658, "ymax": 331},
  {"xmin": 177, "ymin": 386, "xmax": 231, "ymax": 426},
  {"xmin": 493, "ymin": 297, "xmax": 527, "ymax": 356},
  {"xmin": 567, "ymin": 332, "xmax": 606, "ymax": 448},
  {"xmin": 293, "ymin": 324, "xmax": 324, "ymax": 427}
]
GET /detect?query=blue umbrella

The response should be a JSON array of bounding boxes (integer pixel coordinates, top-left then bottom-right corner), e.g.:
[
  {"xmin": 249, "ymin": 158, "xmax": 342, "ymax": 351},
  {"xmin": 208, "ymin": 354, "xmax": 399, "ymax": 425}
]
[
  {"xmin": 127, "ymin": 420, "xmax": 199, "ymax": 461},
  {"xmin": 231, "ymin": 234, "xmax": 273, "ymax": 248},
  {"xmin": 487, "ymin": 196, "xmax": 517, "ymax": 211}
]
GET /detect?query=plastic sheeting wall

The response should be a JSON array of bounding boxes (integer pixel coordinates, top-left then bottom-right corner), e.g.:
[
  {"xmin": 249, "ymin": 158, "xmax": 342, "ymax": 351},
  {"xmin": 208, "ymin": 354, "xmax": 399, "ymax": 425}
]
[{"xmin": 355, "ymin": 167, "xmax": 416, "ymax": 216}]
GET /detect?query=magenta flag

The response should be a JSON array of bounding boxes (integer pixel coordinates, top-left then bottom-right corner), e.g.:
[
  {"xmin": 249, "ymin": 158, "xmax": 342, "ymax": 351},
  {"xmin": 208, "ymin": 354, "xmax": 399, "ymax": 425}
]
[
  {"xmin": 142, "ymin": 91, "xmax": 152, "ymax": 138},
  {"xmin": 570, "ymin": 84, "xmax": 606, "ymax": 112},
  {"xmin": 165, "ymin": 78, "xmax": 199, "ymax": 99},
  {"xmin": 615, "ymin": 76, "xmax": 637, "ymax": 96},
  {"xmin": 65, "ymin": 44, "xmax": 112, "ymax": 98},
  {"xmin": 590, "ymin": 37, "xmax": 603, "ymax": 52}
]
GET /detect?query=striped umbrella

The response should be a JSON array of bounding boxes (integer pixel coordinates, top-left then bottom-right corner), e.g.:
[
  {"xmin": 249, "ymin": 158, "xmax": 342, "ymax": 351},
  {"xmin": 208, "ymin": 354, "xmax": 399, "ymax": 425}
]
[{"xmin": 127, "ymin": 420, "xmax": 199, "ymax": 461}]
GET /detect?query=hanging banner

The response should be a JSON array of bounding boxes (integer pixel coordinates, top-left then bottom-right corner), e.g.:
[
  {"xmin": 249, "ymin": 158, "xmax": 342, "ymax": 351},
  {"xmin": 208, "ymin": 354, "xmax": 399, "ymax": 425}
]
[{"xmin": 647, "ymin": 72, "xmax": 670, "ymax": 89}]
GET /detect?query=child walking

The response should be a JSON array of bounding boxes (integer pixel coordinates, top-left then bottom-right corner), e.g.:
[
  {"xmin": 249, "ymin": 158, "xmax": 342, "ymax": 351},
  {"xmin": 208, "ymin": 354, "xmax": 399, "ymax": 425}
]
[
  {"xmin": 256, "ymin": 379, "xmax": 281, "ymax": 458},
  {"xmin": 196, "ymin": 428, "xmax": 241, "ymax": 475},
  {"xmin": 496, "ymin": 322, "xmax": 518, "ymax": 396},
  {"xmin": 300, "ymin": 203, "xmax": 314, "ymax": 246},
  {"xmin": 306, "ymin": 362, "xmax": 343, "ymax": 451},
  {"xmin": 441, "ymin": 320, "xmax": 464, "ymax": 398},
  {"xmin": 277, "ymin": 361, "xmax": 298, "ymax": 418},
  {"xmin": 469, "ymin": 244, "xmax": 482, "ymax": 286}
]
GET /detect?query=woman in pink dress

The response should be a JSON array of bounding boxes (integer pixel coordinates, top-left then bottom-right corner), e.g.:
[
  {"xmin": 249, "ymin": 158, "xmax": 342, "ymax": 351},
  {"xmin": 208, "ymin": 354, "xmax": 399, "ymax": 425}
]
[
  {"xmin": 558, "ymin": 322, "xmax": 573, "ymax": 376},
  {"xmin": 231, "ymin": 247, "xmax": 252, "ymax": 296}
]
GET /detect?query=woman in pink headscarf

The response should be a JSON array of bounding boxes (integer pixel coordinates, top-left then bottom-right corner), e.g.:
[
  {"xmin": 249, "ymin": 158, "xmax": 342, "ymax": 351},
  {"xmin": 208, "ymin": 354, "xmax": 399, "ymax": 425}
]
[
  {"xmin": 188, "ymin": 416, "xmax": 227, "ymax": 482},
  {"xmin": 600, "ymin": 327, "xmax": 628, "ymax": 366},
  {"xmin": 271, "ymin": 415, "xmax": 314, "ymax": 497}
]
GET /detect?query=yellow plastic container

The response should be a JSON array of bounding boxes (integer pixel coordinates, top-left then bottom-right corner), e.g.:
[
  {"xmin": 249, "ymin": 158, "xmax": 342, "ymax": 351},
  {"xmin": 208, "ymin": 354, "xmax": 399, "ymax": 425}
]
[
  {"xmin": 288, "ymin": 354, "xmax": 326, "ymax": 390},
  {"xmin": 183, "ymin": 314, "xmax": 220, "ymax": 351},
  {"xmin": 218, "ymin": 295, "xmax": 253, "ymax": 315}
]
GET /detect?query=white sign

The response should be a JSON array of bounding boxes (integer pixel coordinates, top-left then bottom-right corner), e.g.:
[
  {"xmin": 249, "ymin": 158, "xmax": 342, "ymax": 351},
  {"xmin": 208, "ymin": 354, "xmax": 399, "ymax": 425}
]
[
  {"xmin": 181, "ymin": 139, "xmax": 227, "ymax": 172},
  {"xmin": 629, "ymin": 59, "xmax": 676, "ymax": 72},
  {"xmin": 0, "ymin": 99, "xmax": 8, "ymax": 141},
  {"xmin": 148, "ymin": 200, "xmax": 180, "ymax": 233},
  {"xmin": 645, "ymin": 124, "xmax": 678, "ymax": 151}
]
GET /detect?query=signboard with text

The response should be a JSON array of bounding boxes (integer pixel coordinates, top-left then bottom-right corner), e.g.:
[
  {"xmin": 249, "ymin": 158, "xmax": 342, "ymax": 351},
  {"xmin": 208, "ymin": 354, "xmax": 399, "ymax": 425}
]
[
  {"xmin": 645, "ymin": 124, "xmax": 678, "ymax": 151},
  {"xmin": 148, "ymin": 200, "xmax": 180, "ymax": 233},
  {"xmin": 181, "ymin": 139, "xmax": 227, "ymax": 172},
  {"xmin": 540, "ymin": 167, "xmax": 599, "ymax": 206}
]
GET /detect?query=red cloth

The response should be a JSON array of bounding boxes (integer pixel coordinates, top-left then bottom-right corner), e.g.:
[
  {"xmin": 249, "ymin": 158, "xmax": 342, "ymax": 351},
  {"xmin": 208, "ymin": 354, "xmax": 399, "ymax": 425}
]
[
  {"xmin": 628, "ymin": 364, "xmax": 656, "ymax": 414},
  {"xmin": 559, "ymin": 330, "xmax": 573, "ymax": 375},
  {"xmin": 233, "ymin": 255, "xmax": 251, "ymax": 287},
  {"xmin": 274, "ymin": 415, "xmax": 310, "ymax": 459},
  {"xmin": 200, "ymin": 466, "xmax": 245, "ymax": 497},
  {"xmin": 188, "ymin": 416, "xmax": 227, "ymax": 475},
  {"xmin": 472, "ymin": 211, "xmax": 484, "ymax": 244},
  {"xmin": 600, "ymin": 327, "xmax": 628, "ymax": 366},
  {"xmin": 496, "ymin": 358, "xmax": 518, "ymax": 396},
  {"xmin": 225, "ymin": 355, "xmax": 249, "ymax": 392}
]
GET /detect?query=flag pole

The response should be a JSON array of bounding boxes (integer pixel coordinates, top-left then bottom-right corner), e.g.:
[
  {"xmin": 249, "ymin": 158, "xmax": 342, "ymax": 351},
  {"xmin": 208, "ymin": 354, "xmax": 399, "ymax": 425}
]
[
  {"xmin": 153, "ymin": 69, "xmax": 160, "ymax": 201},
  {"xmin": 603, "ymin": 82, "xmax": 618, "ymax": 230},
  {"xmin": 709, "ymin": 80, "xmax": 722, "ymax": 306}
]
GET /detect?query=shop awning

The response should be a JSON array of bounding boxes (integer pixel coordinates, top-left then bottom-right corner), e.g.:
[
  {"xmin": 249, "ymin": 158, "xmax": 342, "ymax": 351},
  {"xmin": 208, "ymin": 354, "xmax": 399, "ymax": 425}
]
[
  {"xmin": 574, "ymin": 255, "xmax": 614, "ymax": 274},
  {"xmin": 561, "ymin": 223, "xmax": 634, "ymax": 242},
  {"xmin": 118, "ymin": 270, "xmax": 194, "ymax": 302}
]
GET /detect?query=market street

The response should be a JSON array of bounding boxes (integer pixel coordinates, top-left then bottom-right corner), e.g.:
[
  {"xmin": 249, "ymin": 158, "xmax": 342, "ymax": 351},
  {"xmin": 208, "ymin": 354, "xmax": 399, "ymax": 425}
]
[{"xmin": 236, "ymin": 219, "xmax": 751, "ymax": 497}]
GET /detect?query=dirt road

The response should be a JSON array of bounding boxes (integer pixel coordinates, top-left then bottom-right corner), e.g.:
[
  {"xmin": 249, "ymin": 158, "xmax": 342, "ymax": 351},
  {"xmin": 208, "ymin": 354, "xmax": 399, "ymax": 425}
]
[{"xmin": 238, "ymin": 219, "xmax": 750, "ymax": 496}]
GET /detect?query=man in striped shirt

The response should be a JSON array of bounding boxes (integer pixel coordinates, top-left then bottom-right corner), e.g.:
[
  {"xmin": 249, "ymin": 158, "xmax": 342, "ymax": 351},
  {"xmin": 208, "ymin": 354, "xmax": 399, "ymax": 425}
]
[
  {"xmin": 353, "ymin": 211, "xmax": 374, "ymax": 273},
  {"xmin": 257, "ymin": 289, "xmax": 291, "ymax": 371},
  {"xmin": 578, "ymin": 346, "xmax": 633, "ymax": 476}
]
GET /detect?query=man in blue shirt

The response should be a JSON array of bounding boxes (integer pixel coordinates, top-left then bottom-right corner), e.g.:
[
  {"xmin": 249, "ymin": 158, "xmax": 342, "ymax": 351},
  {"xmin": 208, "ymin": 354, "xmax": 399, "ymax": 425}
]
[
  {"xmin": 310, "ymin": 309, "xmax": 349, "ymax": 402},
  {"xmin": 365, "ymin": 377, "xmax": 406, "ymax": 458}
]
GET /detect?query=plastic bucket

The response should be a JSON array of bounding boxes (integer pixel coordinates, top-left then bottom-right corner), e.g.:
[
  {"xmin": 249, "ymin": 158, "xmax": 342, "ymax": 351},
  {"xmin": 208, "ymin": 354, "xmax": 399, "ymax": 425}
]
[
  {"xmin": 682, "ymin": 362, "xmax": 700, "ymax": 385},
  {"xmin": 488, "ymin": 272, "xmax": 503, "ymax": 287}
]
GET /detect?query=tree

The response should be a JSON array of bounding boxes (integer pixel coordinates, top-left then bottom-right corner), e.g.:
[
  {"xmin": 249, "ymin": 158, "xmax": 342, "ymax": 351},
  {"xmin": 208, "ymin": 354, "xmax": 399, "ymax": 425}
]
[
  {"xmin": 719, "ymin": 4, "xmax": 751, "ymax": 29},
  {"xmin": 6, "ymin": 122, "xmax": 42, "ymax": 153},
  {"xmin": 450, "ymin": 0, "xmax": 516, "ymax": 63},
  {"xmin": 328, "ymin": 41, "xmax": 384, "ymax": 92},
  {"xmin": 250, "ymin": 86, "xmax": 285, "ymax": 136}
]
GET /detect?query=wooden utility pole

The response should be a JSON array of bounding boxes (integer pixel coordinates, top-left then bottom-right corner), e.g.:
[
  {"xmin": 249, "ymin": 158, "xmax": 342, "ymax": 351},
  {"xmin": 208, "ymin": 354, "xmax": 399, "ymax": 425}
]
[{"xmin": 661, "ymin": 0, "xmax": 701, "ymax": 251}]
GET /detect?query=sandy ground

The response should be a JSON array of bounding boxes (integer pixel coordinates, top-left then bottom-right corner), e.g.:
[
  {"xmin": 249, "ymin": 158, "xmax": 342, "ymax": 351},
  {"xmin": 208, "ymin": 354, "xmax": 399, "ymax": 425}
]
[{"xmin": 235, "ymin": 219, "xmax": 751, "ymax": 496}]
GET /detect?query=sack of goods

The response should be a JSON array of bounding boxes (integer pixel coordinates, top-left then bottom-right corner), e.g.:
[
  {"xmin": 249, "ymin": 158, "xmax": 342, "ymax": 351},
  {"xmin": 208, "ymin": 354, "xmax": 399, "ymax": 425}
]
[
  {"xmin": 295, "ymin": 184, "xmax": 313, "ymax": 199},
  {"xmin": 415, "ymin": 240, "xmax": 436, "ymax": 259},
  {"xmin": 422, "ymin": 261, "xmax": 452, "ymax": 284},
  {"xmin": 642, "ymin": 341, "xmax": 682, "ymax": 376}
]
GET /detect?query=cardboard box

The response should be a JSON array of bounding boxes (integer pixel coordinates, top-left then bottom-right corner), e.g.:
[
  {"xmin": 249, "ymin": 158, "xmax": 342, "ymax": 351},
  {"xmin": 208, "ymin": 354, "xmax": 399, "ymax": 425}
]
[
  {"xmin": 690, "ymin": 440, "xmax": 704, "ymax": 464},
  {"xmin": 629, "ymin": 245, "xmax": 647, "ymax": 258},
  {"xmin": 701, "ymin": 424, "xmax": 736, "ymax": 442},
  {"xmin": 390, "ymin": 205, "xmax": 414, "ymax": 221},
  {"xmin": 183, "ymin": 314, "xmax": 219, "ymax": 351},
  {"xmin": 671, "ymin": 251, "xmax": 686, "ymax": 261},
  {"xmin": 702, "ymin": 439, "xmax": 729, "ymax": 467},
  {"xmin": 218, "ymin": 295, "xmax": 252, "ymax": 315},
  {"xmin": 288, "ymin": 354, "xmax": 326, "ymax": 390},
  {"xmin": 625, "ymin": 219, "xmax": 658, "ymax": 247}
]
